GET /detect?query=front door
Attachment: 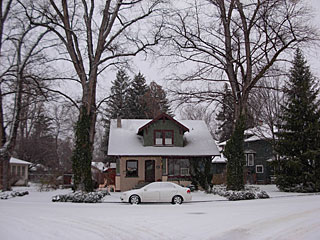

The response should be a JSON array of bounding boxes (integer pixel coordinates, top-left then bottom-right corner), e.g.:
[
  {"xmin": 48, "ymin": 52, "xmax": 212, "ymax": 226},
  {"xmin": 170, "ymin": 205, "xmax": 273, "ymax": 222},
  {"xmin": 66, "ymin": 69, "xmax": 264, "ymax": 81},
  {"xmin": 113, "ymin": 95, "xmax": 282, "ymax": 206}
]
[{"xmin": 145, "ymin": 160, "xmax": 155, "ymax": 182}]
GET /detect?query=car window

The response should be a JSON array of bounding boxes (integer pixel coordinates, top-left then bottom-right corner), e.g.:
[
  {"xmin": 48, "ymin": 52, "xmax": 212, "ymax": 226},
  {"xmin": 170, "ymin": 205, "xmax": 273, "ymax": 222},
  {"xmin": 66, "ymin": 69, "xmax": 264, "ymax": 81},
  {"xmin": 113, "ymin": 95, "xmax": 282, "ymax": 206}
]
[
  {"xmin": 161, "ymin": 183, "xmax": 176, "ymax": 189},
  {"xmin": 145, "ymin": 182, "xmax": 161, "ymax": 190}
]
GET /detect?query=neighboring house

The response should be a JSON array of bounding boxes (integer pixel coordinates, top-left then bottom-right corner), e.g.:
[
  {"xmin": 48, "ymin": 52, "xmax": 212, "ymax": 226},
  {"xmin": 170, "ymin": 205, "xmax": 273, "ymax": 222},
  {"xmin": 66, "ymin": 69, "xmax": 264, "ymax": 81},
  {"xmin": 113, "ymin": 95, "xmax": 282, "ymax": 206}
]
[
  {"xmin": 10, "ymin": 157, "xmax": 32, "ymax": 186},
  {"xmin": 91, "ymin": 162, "xmax": 116, "ymax": 190},
  {"xmin": 217, "ymin": 125, "xmax": 275, "ymax": 184},
  {"xmin": 108, "ymin": 113, "xmax": 220, "ymax": 191},
  {"xmin": 212, "ymin": 153, "xmax": 227, "ymax": 185}
]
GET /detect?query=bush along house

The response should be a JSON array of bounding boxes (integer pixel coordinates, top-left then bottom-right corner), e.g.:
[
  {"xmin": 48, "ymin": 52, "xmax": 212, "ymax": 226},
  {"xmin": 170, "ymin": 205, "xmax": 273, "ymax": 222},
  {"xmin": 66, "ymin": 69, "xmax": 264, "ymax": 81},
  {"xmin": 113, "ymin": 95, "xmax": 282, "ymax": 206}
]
[
  {"xmin": 218, "ymin": 125, "xmax": 276, "ymax": 184},
  {"xmin": 108, "ymin": 113, "xmax": 220, "ymax": 191}
]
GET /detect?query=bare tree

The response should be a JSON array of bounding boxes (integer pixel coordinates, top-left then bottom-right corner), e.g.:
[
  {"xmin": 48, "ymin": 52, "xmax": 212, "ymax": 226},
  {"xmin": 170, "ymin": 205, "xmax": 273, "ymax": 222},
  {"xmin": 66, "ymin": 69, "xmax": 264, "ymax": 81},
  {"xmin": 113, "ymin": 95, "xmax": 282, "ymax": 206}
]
[
  {"xmin": 21, "ymin": 0, "xmax": 164, "ymax": 190},
  {"xmin": 163, "ymin": 0, "xmax": 317, "ymax": 124},
  {"xmin": 249, "ymin": 77, "xmax": 284, "ymax": 143},
  {"xmin": 0, "ymin": 1, "xmax": 50, "ymax": 190},
  {"xmin": 161, "ymin": 0, "xmax": 318, "ymax": 190},
  {"xmin": 179, "ymin": 104, "xmax": 217, "ymax": 139}
]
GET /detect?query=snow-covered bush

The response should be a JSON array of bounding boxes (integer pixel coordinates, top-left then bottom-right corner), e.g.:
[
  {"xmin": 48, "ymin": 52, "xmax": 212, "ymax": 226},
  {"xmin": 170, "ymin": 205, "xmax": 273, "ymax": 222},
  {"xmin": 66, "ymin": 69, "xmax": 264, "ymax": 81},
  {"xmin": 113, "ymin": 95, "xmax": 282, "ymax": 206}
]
[
  {"xmin": 210, "ymin": 185, "xmax": 270, "ymax": 201},
  {"xmin": 278, "ymin": 182, "xmax": 319, "ymax": 193},
  {"xmin": 0, "ymin": 191, "xmax": 29, "ymax": 200},
  {"xmin": 52, "ymin": 190, "xmax": 110, "ymax": 203}
]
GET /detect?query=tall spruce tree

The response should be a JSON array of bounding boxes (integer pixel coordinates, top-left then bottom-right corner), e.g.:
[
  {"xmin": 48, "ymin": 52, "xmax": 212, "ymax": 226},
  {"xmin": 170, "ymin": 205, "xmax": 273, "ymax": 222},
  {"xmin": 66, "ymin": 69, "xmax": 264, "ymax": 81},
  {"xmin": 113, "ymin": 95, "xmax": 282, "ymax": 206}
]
[
  {"xmin": 216, "ymin": 84, "xmax": 234, "ymax": 142},
  {"xmin": 276, "ymin": 49, "xmax": 320, "ymax": 192},
  {"xmin": 224, "ymin": 115, "xmax": 246, "ymax": 191},
  {"xmin": 144, "ymin": 81, "xmax": 172, "ymax": 118},
  {"xmin": 107, "ymin": 69, "xmax": 131, "ymax": 119},
  {"xmin": 127, "ymin": 72, "xmax": 149, "ymax": 119},
  {"xmin": 102, "ymin": 70, "xmax": 130, "ymax": 162}
]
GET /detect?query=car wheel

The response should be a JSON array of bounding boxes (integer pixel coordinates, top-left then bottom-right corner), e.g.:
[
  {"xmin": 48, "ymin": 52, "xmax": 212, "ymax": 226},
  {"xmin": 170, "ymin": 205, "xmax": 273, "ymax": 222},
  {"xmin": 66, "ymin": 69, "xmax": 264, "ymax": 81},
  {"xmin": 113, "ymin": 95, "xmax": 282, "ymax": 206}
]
[
  {"xmin": 129, "ymin": 195, "xmax": 140, "ymax": 205},
  {"xmin": 172, "ymin": 195, "xmax": 183, "ymax": 205}
]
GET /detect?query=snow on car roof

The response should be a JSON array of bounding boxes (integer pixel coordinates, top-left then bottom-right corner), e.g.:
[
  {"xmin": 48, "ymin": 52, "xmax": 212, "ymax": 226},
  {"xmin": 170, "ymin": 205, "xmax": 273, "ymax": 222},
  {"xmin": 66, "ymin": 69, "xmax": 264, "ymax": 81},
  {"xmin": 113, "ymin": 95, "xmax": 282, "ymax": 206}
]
[{"xmin": 108, "ymin": 119, "xmax": 220, "ymax": 156}]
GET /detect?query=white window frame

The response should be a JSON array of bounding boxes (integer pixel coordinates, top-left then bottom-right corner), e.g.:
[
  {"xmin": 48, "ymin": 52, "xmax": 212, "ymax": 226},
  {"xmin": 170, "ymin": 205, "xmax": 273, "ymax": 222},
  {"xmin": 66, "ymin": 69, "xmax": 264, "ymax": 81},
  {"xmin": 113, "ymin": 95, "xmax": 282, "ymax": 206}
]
[
  {"xmin": 180, "ymin": 168, "xmax": 190, "ymax": 176},
  {"xmin": 256, "ymin": 165, "xmax": 264, "ymax": 173},
  {"xmin": 246, "ymin": 153, "xmax": 255, "ymax": 166}
]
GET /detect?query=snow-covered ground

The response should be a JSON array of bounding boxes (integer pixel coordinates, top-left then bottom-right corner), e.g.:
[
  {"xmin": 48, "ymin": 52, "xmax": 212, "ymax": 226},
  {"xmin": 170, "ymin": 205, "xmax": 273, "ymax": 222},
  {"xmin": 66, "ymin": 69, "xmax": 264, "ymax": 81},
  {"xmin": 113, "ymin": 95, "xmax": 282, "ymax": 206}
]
[{"xmin": 1, "ymin": 184, "xmax": 320, "ymax": 240}]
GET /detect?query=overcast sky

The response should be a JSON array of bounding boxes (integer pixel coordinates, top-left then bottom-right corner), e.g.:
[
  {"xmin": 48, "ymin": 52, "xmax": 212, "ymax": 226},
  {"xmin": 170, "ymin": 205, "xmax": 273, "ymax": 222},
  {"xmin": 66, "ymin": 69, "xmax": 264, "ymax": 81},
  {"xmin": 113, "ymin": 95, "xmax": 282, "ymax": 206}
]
[
  {"xmin": 131, "ymin": 0, "xmax": 320, "ymax": 85},
  {"xmin": 93, "ymin": 0, "xmax": 320, "ymax": 104}
]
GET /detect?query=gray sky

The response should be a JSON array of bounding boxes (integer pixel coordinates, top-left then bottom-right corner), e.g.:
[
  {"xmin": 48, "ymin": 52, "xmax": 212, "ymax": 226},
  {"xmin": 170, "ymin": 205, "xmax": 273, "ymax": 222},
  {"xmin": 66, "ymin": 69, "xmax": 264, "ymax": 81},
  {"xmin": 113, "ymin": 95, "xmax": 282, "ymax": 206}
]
[{"xmin": 77, "ymin": 1, "xmax": 320, "ymax": 105}]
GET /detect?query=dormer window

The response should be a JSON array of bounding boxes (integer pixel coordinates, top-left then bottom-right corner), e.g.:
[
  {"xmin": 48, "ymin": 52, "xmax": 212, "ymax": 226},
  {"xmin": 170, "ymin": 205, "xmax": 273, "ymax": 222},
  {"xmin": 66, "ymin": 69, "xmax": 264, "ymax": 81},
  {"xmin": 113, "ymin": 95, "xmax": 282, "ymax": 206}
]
[{"xmin": 155, "ymin": 130, "xmax": 173, "ymax": 146}]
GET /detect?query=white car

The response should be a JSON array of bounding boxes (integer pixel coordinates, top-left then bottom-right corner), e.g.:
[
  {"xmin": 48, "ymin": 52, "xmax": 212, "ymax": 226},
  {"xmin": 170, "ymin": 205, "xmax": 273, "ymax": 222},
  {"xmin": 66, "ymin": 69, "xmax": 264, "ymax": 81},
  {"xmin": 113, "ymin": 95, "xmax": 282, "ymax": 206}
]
[{"xmin": 120, "ymin": 182, "xmax": 192, "ymax": 204}]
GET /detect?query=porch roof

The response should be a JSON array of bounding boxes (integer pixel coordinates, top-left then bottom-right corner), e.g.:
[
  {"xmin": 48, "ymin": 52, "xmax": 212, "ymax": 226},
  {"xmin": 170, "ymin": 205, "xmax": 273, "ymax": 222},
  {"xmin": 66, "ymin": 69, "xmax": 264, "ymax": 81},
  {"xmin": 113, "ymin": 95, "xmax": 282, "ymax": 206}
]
[{"xmin": 10, "ymin": 157, "xmax": 31, "ymax": 165}]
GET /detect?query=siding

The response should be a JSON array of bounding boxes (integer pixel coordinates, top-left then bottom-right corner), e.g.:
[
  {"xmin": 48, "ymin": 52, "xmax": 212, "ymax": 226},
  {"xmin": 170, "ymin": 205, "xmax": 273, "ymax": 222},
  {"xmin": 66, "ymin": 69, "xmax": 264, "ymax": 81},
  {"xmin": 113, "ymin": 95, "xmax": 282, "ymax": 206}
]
[
  {"xmin": 142, "ymin": 120, "xmax": 184, "ymax": 147},
  {"xmin": 244, "ymin": 140, "xmax": 273, "ymax": 183}
]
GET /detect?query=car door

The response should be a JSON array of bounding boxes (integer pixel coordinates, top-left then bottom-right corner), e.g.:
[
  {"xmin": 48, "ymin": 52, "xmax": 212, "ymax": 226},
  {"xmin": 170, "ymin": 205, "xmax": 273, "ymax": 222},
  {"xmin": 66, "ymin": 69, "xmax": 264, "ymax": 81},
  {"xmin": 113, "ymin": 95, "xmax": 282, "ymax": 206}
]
[
  {"xmin": 142, "ymin": 183, "xmax": 160, "ymax": 202},
  {"xmin": 159, "ymin": 183, "xmax": 178, "ymax": 202}
]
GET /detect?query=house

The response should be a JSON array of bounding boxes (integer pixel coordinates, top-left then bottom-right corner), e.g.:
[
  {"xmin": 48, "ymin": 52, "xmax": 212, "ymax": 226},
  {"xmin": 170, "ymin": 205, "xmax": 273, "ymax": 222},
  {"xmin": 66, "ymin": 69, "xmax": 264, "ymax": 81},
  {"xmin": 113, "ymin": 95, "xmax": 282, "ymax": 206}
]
[
  {"xmin": 9, "ymin": 157, "xmax": 32, "ymax": 186},
  {"xmin": 91, "ymin": 162, "xmax": 116, "ymax": 191},
  {"xmin": 217, "ymin": 125, "xmax": 275, "ymax": 184},
  {"xmin": 108, "ymin": 113, "xmax": 220, "ymax": 191},
  {"xmin": 243, "ymin": 125, "xmax": 275, "ymax": 184}
]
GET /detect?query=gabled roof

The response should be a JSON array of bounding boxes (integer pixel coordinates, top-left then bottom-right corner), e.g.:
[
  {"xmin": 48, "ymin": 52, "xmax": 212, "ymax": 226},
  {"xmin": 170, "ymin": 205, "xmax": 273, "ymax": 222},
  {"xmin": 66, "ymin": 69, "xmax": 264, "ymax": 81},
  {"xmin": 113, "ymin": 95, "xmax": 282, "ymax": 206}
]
[
  {"xmin": 137, "ymin": 113, "xmax": 189, "ymax": 135},
  {"xmin": 108, "ymin": 119, "xmax": 219, "ymax": 157}
]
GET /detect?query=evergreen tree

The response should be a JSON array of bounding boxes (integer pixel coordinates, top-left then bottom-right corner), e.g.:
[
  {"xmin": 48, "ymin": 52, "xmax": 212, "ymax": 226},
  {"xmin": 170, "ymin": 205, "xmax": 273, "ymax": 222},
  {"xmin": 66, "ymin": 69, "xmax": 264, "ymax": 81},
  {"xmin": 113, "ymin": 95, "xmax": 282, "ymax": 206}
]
[
  {"xmin": 102, "ymin": 70, "xmax": 130, "ymax": 162},
  {"xmin": 276, "ymin": 49, "xmax": 320, "ymax": 192},
  {"xmin": 107, "ymin": 69, "xmax": 130, "ymax": 119},
  {"xmin": 216, "ymin": 84, "xmax": 234, "ymax": 142},
  {"xmin": 224, "ymin": 115, "xmax": 246, "ymax": 191},
  {"xmin": 144, "ymin": 81, "xmax": 172, "ymax": 118},
  {"xmin": 72, "ymin": 106, "xmax": 93, "ymax": 192},
  {"xmin": 127, "ymin": 72, "xmax": 149, "ymax": 119},
  {"xmin": 190, "ymin": 157, "xmax": 213, "ymax": 192}
]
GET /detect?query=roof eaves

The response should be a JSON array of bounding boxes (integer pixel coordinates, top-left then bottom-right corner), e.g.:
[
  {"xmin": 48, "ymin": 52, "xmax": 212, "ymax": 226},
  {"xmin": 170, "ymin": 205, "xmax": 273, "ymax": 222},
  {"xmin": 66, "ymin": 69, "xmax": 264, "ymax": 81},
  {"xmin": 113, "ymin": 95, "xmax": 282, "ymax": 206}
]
[{"xmin": 137, "ymin": 113, "xmax": 189, "ymax": 135}]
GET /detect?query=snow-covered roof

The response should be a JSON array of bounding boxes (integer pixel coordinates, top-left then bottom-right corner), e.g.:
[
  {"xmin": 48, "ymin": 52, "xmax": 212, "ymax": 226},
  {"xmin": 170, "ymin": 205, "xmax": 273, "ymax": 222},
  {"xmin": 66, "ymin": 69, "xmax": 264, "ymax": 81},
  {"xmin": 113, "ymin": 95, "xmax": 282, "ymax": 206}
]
[
  {"xmin": 212, "ymin": 154, "xmax": 227, "ymax": 163},
  {"xmin": 9, "ymin": 157, "xmax": 31, "ymax": 165},
  {"xmin": 218, "ymin": 124, "xmax": 276, "ymax": 146},
  {"xmin": 108, "ymin": 119, "xmax": 220, "ymax": 156},
  {"xmin": 91, "ymin": 162, "xmax": 107, "ymax": 171},
  {"xmin": 244, "ymin": 124, "xmax": 277, "ymax": 141}
]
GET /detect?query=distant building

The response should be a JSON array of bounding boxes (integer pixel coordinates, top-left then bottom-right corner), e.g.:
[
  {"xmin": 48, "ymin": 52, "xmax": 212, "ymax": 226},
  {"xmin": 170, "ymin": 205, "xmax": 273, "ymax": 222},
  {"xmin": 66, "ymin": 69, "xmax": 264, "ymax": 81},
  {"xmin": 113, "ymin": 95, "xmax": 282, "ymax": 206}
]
[
  {"xmin": 10, "ymin": 157, "xmax": 32, "ymax": 186},
  {"xmin": 217, "ymin": 125, "xmax": 276, "ymax": 184}
]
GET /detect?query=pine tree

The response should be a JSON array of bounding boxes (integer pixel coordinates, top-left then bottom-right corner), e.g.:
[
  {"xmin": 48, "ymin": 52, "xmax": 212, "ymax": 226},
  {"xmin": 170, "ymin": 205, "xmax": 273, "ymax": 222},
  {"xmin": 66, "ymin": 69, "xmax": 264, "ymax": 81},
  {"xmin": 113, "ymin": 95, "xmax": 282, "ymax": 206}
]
[
  {"xmin": 102, "ymin": 70, "xmax": 130, "ymax": 162},
  {"xmin": 144, "ymin": 81, "xmax": 172, "ymax": 118},
  {"xmin": 224, "ymin": 115, "xmax": 246, "ymax": 191},
  {"xmin": 276, "ymin": 49, "xmax": 320, "ymax": 192},
  {"xmin": 127, "ymin": 72, "xmax": 149, "ymax": 119},
  {"xmin": 216, "ymin": 83, "xmax": 234, "ymax": 142},
  {"xmin": 106, "ymin": 69, "xmax": 130, "ymax": 119}
]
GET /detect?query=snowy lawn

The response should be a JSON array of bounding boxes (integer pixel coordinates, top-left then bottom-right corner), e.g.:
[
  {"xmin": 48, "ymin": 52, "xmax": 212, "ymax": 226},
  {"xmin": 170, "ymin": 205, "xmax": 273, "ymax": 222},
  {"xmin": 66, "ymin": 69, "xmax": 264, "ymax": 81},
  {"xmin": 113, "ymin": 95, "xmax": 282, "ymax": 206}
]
[{"xmin": 1, "ymin": 185, "xmax": 320, "ymax": 240}]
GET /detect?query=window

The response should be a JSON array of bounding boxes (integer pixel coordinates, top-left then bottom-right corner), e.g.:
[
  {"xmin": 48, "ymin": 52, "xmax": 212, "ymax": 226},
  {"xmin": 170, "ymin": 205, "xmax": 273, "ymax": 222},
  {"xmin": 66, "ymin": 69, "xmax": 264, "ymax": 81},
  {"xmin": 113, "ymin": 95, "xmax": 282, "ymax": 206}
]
[
  {"xmin": 21, "ymin": 166, "xmax": 25, "ymax": 176},
  {"xmin": 11, "ymin": 166, "xmax": 16, "ymax": 176},
  {"xmin": 17, "ymin": 166, "xmax": 21, "ymax": 176},
  {"xmin": 168, "ymin": 159, "xmax": 190, "ymax": 177},
  {"xmin": 256, "ymin": 165, "xmax": 264, "ymax": 173},
  {"xmin": 165, "ymin": 131, "xmax": 173, "ymax": 145},
  {"xmin": 154, "ymin": 130, "xmax": 174, "ymax": 146},
  {"xmin": 155, "ymin": 131, "xmax": 163, "ymax": 145},
  {"xmin": 246, "ymin": 153, "xmax": 255, "ymax": 166},
  {"xmin": 180, "ymin": 168, "xmax": 190, "ymax": 176},
  {"xmin": 126, "ymin": 160, "xmax": 138, "ymax": 177}
]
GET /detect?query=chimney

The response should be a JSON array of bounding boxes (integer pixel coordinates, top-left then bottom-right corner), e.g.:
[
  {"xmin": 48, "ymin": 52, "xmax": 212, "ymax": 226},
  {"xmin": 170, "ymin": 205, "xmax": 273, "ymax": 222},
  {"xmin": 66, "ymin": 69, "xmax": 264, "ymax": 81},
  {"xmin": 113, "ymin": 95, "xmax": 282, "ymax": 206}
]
[{"xmin": 117, "ymin": 116, "xmax": 122, "ymax": 128}]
